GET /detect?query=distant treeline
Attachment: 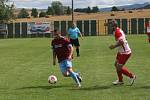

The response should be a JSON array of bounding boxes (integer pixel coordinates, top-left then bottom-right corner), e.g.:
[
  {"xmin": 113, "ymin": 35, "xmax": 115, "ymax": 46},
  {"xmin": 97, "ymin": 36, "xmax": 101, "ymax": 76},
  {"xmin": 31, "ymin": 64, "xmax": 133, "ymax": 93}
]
[{"xmin": 74, "ymin": 6, "xmax": 99, "ymax": 13}]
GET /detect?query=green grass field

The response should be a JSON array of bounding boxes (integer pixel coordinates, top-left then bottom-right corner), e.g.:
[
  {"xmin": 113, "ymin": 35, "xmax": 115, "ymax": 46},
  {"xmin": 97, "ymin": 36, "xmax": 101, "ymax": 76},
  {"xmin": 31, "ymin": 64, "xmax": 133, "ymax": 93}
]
[{"xmin": 0, "ymin": 35, "xmax": 150, "ymax": 100}]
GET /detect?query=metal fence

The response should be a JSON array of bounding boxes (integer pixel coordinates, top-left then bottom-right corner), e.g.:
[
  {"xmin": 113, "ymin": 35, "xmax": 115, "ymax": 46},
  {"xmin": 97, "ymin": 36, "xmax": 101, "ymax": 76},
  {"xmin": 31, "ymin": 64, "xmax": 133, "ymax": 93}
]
[
  {"xmin": 0, "ymin": 18, "xmax": 149, "ymax": 39},
  {"xmin": 107, "ymin": 18, "xmax": 150, "ymax": 35}
]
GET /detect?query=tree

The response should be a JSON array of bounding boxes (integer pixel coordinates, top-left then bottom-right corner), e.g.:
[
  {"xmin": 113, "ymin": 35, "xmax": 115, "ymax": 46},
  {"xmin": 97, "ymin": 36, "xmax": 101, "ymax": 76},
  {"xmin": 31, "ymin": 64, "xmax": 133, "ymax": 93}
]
[
  {"xmin": 46, "ymin": 6, "xmax": 54, "ymax": 15},
  {"xmin": 121, "ymin": 8, "xmax": 125, "ymax": 11},
  {"xmin": 51, "ymin": 1, "xmax": 64, "ymax": 15},
  {"xmin": 0, "ymin": 0, "xmax": 15, "ymax": 23},
  {"xmin": 86, "ymin": 6, "xmax": 91, "ymax": 13},
  {"xmin": 31, "ymin": 8, "xmax": 38, "ymax": 18},
  {"xmin": 17, "ymin": 8, "xmax": 29, "ymax": 18},
  {"xmin": 0, "ymin": 0, "xmax": 8, "ymax": 3},
  {"xmin": 111, "ymin": 6, "xmax": 119, "ymax": 11},
  {"xmin": 92, "ymin": 6, "xmax": 99, "ymax": 13},
  {"xmin": 39, "ymin": 11, "xmax": 46, "ymax": 17},
  {"xmin": 66, "ymin": 6, "xmax": 71, "ymax": 15}
]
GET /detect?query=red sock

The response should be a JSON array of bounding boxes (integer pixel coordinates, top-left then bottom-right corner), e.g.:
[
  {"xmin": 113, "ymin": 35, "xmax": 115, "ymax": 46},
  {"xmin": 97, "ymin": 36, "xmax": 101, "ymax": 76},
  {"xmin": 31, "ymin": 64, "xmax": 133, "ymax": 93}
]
[
  {"xmin": 116, "ymin": 70, "xmax": 123, "ymax": 82},
  {"xmin": 115, "ymin": 63, "xmax": 123, "ymax": 82},
  {"xmin": 121, "ymin": 66, "xmax": 133, "ymax": 78}
]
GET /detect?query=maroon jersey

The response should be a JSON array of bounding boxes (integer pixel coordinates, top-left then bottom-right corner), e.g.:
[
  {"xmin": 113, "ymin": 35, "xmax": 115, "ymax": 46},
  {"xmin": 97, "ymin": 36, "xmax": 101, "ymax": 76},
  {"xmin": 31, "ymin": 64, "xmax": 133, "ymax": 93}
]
[{"xmin": 51, "ymin": 36, "xmax": 71, "ymax": 63}]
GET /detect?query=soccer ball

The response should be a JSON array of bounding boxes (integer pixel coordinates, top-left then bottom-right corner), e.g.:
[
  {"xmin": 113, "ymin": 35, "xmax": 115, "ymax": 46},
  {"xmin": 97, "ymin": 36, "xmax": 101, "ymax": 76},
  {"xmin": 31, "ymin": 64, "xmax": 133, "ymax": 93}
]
[{"xmin": 48, "ymin": 75, "xmax": 57, "ymax": 84}]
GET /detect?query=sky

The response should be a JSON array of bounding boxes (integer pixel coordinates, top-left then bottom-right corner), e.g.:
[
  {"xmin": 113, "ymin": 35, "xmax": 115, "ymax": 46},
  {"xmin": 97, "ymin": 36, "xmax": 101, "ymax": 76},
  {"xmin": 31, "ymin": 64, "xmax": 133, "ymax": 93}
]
[{"xmin": 7, "ymin": 0, "xmax": 150, "ymax": 9}]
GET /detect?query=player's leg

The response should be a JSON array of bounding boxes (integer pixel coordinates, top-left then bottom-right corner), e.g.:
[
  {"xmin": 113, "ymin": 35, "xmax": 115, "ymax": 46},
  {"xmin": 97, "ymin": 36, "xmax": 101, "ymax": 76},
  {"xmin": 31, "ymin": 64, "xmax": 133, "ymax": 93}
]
[
  {"xmin": 146, "ymin": 33, "xmax": 150, "ymax": 43},
  {"xmin": 115, "ymin": 61, "xmax": 123, "ymax": 82},
  {"xmin": 117, "ymin": 53, "xmax": 136, "ymax": 85},
  {"xmin": 148, "ymin": 33, "xmax": 150, "ymax": 43},
  {"xmin": 67, "ymin": 67, "xmax": 81, "ymax": 87},
  {"xmin": 59, "ymin": 60, "xmax": 70, "ymax": 77},
  {"xmin": 112, "ymin": 61, "xmax": 124, "ymax": 85},
  {"xmin": 121, "ymin": 67, "xmax": 134, "ymax": 78},
  {"xmin": 121, "ymin": 66, "xmax": 136, "ymax": 86},
  {"xmin": 62, "ymin": 69, "xmax": 82, "ymax": 82},
  {"xmin": 118, "ymin": 53, "xmax": 134, "ymax": 78},
  {"xmin": 74, "ymin": 38, "xmax": 80, "ymax": 57},
  {"xmin": 75, "ymin": 46, "xmax": 80, "ymax": 57},
  {"xmin": 113, "ymin": 53, "xmax": 123, "ymax": 85},
  {"xmin": 70, "ymin": 38, "xmax": 74, "ymax": 46},
  {"xmin": 76, "ymin": 72, "xmax": 82, "ymax": 82},
  {"xmin": 61, "ymin": 60, "xmax": 81, "ymax": 87}
]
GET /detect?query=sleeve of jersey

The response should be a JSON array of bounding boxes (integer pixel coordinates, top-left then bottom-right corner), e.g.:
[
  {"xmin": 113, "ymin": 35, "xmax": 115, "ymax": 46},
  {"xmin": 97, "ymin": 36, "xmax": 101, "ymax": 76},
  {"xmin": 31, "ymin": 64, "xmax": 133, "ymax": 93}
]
[
  {"xmin": 65, "ymin": 38, "xmax": 71, "ymax": 44},
  {"xmin": 145, "ymin": 23, "xmax": 150, "ymax": 27},
  {"xmin": 145, "ymin": 23, "xmax": 148, "ymax": 27},
  {"xmin": 145, "ymin": 23, "xmax": 150, "ymax": 26},
  {"xmin": 115, "ymin": 31, "xmax": 123, "ymax": 41},
  {"xmin": 64, "ymin": 38, "xmax": 72, "ymax": 48}
]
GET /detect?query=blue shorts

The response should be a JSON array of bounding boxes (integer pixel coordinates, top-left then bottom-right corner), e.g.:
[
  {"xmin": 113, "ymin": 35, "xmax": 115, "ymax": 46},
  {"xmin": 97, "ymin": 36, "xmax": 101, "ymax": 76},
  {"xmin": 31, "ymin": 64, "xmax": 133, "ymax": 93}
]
[{"xmin": 59, "ymin": 59, "xmax": 72, "ymax": 74}]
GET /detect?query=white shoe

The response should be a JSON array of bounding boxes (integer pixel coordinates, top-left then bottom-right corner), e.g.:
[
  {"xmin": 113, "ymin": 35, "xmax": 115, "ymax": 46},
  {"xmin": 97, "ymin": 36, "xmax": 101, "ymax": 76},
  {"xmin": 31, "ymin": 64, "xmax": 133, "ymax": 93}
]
[
  {"xmin": 129, "ymin": 75, "xmax": 136, "ymax": 86},
  {"xmin": 77, "ymin": 73, "xmax": 82, "ymax": 82},
  {"xmin": 77, "ymin": 84, "xmax": 81, "ymax": 88},
  {"xmin": 112, "ymin": 80, "xmax": 124, "ymax": 85}
]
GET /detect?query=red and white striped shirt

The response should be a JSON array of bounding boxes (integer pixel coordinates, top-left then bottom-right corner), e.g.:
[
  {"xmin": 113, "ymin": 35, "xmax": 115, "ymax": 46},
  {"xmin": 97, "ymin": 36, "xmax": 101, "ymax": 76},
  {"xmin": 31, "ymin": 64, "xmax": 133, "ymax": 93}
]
[
  {"xmin": 114, "ymin": 27, "xmax": 131, "ymax": 54},
  {"xmin": 145, "ymin": 22, "xmax": 150, "ymax": 33}
]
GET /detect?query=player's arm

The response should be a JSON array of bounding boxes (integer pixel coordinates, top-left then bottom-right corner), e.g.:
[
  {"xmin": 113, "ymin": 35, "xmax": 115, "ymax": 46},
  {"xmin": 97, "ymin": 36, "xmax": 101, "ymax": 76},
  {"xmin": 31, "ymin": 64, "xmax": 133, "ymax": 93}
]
[
  {"xmin": 52, "ymin": 50, "xmax": 56, "ymax": 65},
  {"xmin": 109, "ymin": 40, "xmax": 124, "ymax": 49},
  {"xmin": 51, "ymin": 42, "xmax": 56, "ymax": 65},
  {"xmin": 68, "ymin": 44, "xmax": 73, "ymax": 60},
  {"xmin": 77, "ymin": 28, "xmax": 83, "ymax": 40},
  {"xmin": 79, "ymin": 32, "xmax": 83, "ymax": 40}
]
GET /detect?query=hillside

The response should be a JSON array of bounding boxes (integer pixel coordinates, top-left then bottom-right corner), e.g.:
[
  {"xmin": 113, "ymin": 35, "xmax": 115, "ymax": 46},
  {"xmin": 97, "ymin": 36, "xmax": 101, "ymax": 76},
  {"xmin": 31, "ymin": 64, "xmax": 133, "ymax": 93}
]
[
  {"xmin": 139, "ymin": 4, "xmax": 150, "ymax": 9},
  {"xmin": 14, "ymin": 9, "xmax": 150, "ymax": 22},
  {"xmin": 100, "ymin": 2, "xmax": 150, "ymax": 11}
]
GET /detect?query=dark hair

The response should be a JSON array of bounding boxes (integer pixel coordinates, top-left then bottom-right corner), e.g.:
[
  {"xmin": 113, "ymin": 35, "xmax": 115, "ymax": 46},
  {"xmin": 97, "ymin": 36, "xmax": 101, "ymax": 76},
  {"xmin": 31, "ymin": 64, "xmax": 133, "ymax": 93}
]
[
  {"xmin": 109, "ymin": 20, "xmax": 118, "ymax": 27},
  {"xmin": 54, "ymin": 29, "xmax": 58, "ymax": 32}
]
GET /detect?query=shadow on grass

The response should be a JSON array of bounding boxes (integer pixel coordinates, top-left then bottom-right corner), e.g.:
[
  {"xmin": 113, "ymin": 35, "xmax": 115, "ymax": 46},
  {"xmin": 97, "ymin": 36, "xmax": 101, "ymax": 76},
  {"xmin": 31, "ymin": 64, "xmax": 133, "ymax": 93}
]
[
  {"xmin": 17, "ymin": 84, "xmax": 71, "ymax": 90},
  {"xmin": 139, "ymin": 86, "xmax": 150, "ymax": 89},
  {"xmin": 17, "ymin": 84, "xmax": 129, "ymax": 91},
  {"xmin": 70, "ymin": 85, "xmax": 111, "ymax": 91}
]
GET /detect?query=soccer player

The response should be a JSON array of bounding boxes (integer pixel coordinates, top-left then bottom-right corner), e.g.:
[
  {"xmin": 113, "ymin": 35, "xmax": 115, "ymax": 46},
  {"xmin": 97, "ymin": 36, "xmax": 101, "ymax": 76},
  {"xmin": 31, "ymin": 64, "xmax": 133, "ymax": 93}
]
[
  {"xmin": 145, "ymin": 20, "xmax": 150, "ymax": 43},
  {"xmin": 51, "ymin": 29, "xmax": 82, "ymax": 87},
  {"xmin": 68, "ymin": 22, "xmax": 83, "ymax": 57},
  {"xmin": 108, "ymin": 20, "xmax": 136, "ymax": 85}
]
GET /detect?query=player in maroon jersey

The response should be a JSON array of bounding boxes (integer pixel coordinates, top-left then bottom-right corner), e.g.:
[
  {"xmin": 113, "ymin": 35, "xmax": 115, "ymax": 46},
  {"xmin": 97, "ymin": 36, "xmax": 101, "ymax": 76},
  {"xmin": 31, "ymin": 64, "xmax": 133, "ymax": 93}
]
[
  {"xmin": 51, "ymin": 29, "xmax": 82, "ymax": 87},
  {"xmin": 109, "ymin": 20, "xmax": 136, "ymax": 85}
]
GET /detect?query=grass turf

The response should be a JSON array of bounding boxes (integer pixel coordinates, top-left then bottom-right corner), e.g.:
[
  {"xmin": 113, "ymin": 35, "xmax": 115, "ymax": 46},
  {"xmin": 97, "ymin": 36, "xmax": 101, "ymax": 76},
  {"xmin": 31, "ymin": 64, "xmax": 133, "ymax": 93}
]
[{"xmin": 0, "ymin": 35, "xmax": 150, "ymax": 100}]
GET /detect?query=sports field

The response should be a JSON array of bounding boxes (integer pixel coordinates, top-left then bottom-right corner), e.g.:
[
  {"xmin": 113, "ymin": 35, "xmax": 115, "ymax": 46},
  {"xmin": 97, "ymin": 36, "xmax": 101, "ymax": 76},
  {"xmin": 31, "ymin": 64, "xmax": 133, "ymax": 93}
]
[{"xmin": 0, "ymin": 35, "xmax": 149, "ymax": 100}]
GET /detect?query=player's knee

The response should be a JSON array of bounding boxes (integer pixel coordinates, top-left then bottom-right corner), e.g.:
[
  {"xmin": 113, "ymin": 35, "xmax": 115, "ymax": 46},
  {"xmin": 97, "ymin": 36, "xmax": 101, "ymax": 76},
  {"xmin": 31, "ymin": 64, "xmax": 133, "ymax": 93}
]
[
  {"xmin": 114, "ymin": 62, "xmax": 118, "ymax": 68},
  {"xmin": 76, "ymin": 46, "xmax": 79, "ymax": 49},
  {"xmin": 116, "ymin": 63, "xmax": 123, "ymax": 71},
  {"xmin": 62, "ymin": 73, "xmax": 68, "ymax": 77},
  {"xmin": 67, "ymin": 67, "xmax": 73, "ymax": 73},
  {"xmin": 118, "ymin": 64, "xmax": 123, "ymax": 67},
  {"xmin": 62, "ymin": 71, "xmax": 70, "ymax": 77}
]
